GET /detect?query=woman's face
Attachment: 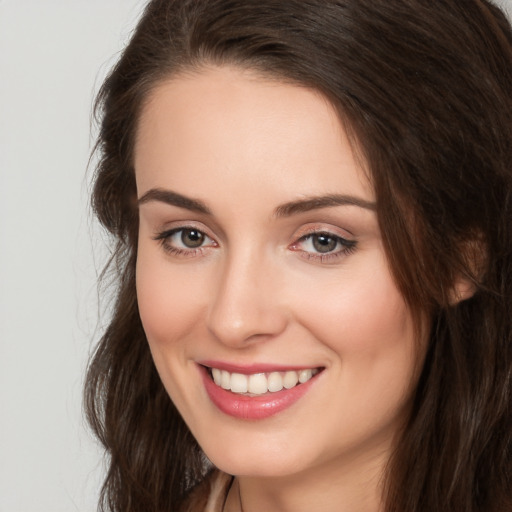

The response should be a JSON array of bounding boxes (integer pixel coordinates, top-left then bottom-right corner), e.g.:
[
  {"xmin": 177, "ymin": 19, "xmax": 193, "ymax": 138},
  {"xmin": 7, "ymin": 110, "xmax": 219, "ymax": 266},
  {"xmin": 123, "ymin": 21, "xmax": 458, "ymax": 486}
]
[{"xmin": 135, "ymin": 66, "xmax": 425, "ymax": 479}]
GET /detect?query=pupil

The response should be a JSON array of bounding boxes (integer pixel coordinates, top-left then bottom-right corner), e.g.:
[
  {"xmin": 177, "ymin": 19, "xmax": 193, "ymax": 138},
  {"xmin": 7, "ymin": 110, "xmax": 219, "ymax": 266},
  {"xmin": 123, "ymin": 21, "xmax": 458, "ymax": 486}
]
[
  {"xmin": 312, "ymin": 234, "xmax": 337, "ymax": 253},
  {"xmin": 181, "ymin": 229, "xmax": 204, "ymax": 248}
]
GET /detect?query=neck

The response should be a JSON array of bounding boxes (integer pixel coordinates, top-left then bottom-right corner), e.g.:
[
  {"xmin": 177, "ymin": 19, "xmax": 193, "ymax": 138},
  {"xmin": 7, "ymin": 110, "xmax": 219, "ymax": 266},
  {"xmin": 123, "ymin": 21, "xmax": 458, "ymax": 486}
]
[{"xmin": 224, "ymin": 449, "xmax": 388, "ymax": 512}]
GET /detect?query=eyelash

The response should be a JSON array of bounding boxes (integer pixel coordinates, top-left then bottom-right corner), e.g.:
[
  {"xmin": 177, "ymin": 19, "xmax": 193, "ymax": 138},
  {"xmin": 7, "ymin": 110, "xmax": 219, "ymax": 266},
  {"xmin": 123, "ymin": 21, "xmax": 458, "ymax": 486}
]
[
  {"xmin": 153, "ymin": 227, "xmax": 357, "ymax": 263},
  {"xmin": 291, "ymin": 231, "xmax": 357, "ymax": 263},
  {"xmin": 153, "ymin": 226, "xmax": 217, "ymax": 257}
]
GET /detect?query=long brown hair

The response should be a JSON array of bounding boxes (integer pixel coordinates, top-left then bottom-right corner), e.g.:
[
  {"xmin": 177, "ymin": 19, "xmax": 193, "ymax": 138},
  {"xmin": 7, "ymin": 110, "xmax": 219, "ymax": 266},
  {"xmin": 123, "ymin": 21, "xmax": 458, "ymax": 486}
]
[{"xmin": 85, "ymin": 1, "xmax": 512, "ymax": 510}]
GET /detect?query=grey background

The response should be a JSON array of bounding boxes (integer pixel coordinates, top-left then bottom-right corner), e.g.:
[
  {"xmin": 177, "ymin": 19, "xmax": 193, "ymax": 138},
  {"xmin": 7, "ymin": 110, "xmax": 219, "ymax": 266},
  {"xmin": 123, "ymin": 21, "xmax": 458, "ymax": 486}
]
[
  {"xmin": 0, "ymin": 1, "xmax": 146, "ymax": 511},
  {"xmin": 0, "ymin": 1, "xmax": 510, "ymax": 511}
]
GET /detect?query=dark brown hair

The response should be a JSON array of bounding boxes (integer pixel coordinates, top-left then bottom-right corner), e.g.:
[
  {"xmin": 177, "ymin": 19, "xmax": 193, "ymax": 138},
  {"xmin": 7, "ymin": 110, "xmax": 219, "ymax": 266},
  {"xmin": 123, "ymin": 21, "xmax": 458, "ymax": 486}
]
[{"xmin": 85, "ymin": 1, "xmax": 512, "ymax": 510}]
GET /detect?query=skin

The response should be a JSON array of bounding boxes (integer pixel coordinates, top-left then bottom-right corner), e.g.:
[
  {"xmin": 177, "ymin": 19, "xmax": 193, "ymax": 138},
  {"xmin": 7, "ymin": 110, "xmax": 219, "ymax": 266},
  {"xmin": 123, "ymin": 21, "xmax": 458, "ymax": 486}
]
[{"xmin": 135, "ymin": 66, "xmax": 427, "ymax": 512}]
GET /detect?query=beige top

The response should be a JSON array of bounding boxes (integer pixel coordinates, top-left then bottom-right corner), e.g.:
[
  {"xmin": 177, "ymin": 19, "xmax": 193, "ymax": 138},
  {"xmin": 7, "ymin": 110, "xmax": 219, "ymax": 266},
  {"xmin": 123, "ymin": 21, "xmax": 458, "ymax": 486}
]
[{"xmin": 180, "ymin": 471, "xmax": 233, "ymax": 512}]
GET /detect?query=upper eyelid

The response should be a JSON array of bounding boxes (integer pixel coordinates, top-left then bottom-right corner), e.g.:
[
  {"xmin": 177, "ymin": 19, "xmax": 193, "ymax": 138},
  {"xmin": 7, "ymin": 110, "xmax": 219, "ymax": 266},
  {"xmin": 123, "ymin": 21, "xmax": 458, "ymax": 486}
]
[
  {"xmin": 293, "ymin": 231, "xmax": 356, "ymax": 249},
  {"xmin": 152, "ymin": 221, "xmax": 355, "ymax": 245},
  {"xmin": 154, "ymin": 222, "xmax": 216, "ymax": 240},
  {"xmin": 154, "ymin": 227, "xmax": 217, "ymax": 256},
  {"xmin": 155, "ymin": 227, "xmax": 217, "ymax": 246},
  {"xmin": 292, "ymin": 223, "xmax": 355, "ymax": 241}
]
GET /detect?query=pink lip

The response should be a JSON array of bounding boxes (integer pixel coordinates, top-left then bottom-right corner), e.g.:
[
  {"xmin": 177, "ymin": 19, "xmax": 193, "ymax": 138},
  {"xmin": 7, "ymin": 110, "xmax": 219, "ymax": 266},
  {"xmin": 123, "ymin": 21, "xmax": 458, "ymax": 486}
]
[
  {"xmin": 198, "ymin": 364, "xmax": 321, "ymax": 420},
  {"xmin": 199, "ymin": 360, "xmax": 313, "ymax": 374}
]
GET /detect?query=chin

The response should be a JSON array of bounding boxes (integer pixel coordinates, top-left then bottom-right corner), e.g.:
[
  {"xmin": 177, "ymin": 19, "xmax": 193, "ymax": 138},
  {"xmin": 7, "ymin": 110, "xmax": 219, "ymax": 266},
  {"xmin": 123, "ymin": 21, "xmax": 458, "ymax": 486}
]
[
  {"xmin": 197, "ymin": 429, "xmax": 316, "ymax": 478},
  {"xmin": 209, "ymin": 453, "xmax": 305, "ymax": 478}
]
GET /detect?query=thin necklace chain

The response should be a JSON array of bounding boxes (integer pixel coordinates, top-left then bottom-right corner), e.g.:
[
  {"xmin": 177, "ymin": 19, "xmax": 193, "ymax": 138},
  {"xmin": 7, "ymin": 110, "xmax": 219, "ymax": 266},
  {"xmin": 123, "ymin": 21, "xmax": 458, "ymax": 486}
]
[
  {"xmin": 238, "ymin": 479, "xmax": 244, "ymax": 512},
  {"xmin": 238, "ymin": 482, "xmax": 244, "ymax": 512},
  {"xmin": 223, "ymin": 477, "xmax": 244, "ymax": 512}
]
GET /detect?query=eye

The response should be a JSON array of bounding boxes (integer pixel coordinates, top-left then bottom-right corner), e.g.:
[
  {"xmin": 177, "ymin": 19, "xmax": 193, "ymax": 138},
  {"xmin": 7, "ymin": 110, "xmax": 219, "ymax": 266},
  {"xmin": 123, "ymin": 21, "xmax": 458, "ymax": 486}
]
[
  {"xmin": 176, "ymin": 228, "xmax": 206, "ymax": 248},
  {"xmin": 308, "ymin": 233, "xmax": 340, "ymax": 253},
  {"xmin": 154, "ymin": 227, "xmax": 216, "ymax": 256},
  {"xmin": 291, "ymin": 231, "xmax": 357, "ymax": 262}
]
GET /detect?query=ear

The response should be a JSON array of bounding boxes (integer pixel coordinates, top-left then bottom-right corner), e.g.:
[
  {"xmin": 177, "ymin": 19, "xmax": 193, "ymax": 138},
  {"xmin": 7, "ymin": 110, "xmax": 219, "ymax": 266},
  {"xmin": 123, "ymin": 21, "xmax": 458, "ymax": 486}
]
[
  {"xmin": 448, "ymin": 275, "xmax": 477, "ymax": 305},
  {"xmin": 448, "ymin": 235, "xmax": 486, "ymax": 305}
]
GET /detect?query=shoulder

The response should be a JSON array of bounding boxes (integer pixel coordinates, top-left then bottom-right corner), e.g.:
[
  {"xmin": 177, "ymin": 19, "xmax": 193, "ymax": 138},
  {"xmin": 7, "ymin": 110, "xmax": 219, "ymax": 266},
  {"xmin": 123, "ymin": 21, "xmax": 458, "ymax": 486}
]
[{"xmin": 179, "ymin": 470, "xmax": 233, "ymax": 512}]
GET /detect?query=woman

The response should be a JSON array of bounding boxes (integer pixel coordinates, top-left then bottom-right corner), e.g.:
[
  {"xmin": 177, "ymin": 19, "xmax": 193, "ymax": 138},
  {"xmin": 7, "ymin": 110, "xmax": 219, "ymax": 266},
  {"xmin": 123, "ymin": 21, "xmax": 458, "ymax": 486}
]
[{"xmin": 85, "ymin": 1, "xmax": 512, "ymax": 511}]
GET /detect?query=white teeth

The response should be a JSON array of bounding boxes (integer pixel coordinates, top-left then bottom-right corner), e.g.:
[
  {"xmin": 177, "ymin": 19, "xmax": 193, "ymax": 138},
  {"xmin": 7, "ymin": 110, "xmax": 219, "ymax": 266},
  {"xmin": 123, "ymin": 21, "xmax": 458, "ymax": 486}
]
[
  {"xmin": 267, "ymin": 372, "xmax": 284, "ymax": 392},
  {"xmin": 209, "ymin": 367, "xmax": 319, "ymax": 395},
  {"xmin": 212, "ymin": 368, "xmax": 222, "ymax": 386},
  {"xmin": 221, "ymin": 370, "xmax": 231, "ymax": 390},
  {"xmin": 283, "ymin": 371, "xmax": 299, "ymax": 389},
  {"xmin": 248, "ymin": 373, "xmax": 268, "ymax": 394},
  {"xmin": 230, "ymin": 373, "xmax": 248, "ymax": 393},
  {"xmin": 298, "ymin": 369, "xmax": 312, "ymax": 383}
]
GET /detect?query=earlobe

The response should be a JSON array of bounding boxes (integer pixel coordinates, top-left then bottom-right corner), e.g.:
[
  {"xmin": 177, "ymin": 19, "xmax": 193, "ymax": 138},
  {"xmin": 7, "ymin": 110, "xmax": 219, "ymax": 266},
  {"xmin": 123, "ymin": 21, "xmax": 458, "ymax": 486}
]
[
  {"xmin": 449, "ymin": 276, "xmax": 477, "ymax": 305},
  {"xmin": 448, "ymin": 235, "xmax": 486, "ymax": 305}
]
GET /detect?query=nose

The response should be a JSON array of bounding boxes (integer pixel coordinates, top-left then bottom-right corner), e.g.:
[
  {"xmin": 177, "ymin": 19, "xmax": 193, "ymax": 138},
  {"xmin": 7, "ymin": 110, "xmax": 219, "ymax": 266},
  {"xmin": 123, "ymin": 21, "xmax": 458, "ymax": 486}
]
[{"xmin": 206, "ymin": 250, "xmax": 288, "ymax": 347}]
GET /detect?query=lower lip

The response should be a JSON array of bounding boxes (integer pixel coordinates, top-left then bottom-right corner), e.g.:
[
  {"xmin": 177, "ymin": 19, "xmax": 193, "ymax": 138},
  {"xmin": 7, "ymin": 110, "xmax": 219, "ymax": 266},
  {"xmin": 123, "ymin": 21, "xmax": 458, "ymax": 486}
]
[{"xmin": 199, "ymin": 366, "xmax": 319, "ymax": 420}]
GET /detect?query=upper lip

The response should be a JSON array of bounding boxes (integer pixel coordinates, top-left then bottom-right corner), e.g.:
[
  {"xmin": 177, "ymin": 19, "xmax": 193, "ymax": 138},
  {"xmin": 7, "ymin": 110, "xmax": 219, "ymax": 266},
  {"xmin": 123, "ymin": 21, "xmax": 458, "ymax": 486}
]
[{"xmin": 198, "ymin": 360, "xmax": 323, "ymax": 374}]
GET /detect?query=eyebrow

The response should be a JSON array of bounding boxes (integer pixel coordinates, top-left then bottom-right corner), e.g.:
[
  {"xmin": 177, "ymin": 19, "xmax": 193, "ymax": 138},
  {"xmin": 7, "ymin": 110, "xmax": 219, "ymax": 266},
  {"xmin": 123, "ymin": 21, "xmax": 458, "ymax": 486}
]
[
  {"xmin": 138, "ymin": 188, "xmax": 211, "ymax": 214},
  {"xmin": 138, "ymin": 188, "xmax": 376, "ymax": 216},
  {"xmin": 274, "ymin": 194, "xmax": 376, "ymax": 217}
]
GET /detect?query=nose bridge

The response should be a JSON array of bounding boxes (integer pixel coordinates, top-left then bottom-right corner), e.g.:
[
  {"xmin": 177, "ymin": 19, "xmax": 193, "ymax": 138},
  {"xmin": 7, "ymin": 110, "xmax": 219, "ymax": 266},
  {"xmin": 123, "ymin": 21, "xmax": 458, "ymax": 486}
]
[{"xmin": 207, "ymin": 244, "xmax": 286, "ymax": 346}]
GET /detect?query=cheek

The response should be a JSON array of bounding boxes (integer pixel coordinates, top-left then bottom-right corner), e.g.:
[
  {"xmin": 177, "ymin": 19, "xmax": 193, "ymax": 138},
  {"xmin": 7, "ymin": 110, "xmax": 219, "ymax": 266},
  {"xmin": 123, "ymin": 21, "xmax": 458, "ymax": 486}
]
[
  {"xmin": 292, "ymin": 252, "xmax": 422, "ymax": 417},
  {"xmin": 298, "ymin": 263, "xmax": 413, "ymax": 354},
  {"xmin": 135, "ymin": 244, "xmax": 207, "ymax": 348},
  {"xmin": 296, "ymin": 269, "xmax": 421, "ymax": 444}
]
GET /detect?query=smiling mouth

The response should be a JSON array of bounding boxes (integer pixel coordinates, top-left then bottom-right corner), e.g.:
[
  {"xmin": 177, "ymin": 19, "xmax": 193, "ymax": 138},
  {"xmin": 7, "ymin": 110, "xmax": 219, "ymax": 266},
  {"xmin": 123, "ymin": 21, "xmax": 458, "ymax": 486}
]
[{"xmin": 205, "ymin": 367, "xmax": 322, "ymax": 396}]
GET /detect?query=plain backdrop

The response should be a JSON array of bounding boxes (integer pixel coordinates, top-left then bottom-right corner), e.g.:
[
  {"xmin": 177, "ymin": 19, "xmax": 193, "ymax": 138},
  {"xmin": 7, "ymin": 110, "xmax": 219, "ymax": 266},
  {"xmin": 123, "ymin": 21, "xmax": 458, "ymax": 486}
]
[
  {"xmin": 0, "ymin": 1, "xmax": 511, "ymax": 511},
  {"xmin": 0, "ymin": 1, "xmax": 147, "ymax": 511}
]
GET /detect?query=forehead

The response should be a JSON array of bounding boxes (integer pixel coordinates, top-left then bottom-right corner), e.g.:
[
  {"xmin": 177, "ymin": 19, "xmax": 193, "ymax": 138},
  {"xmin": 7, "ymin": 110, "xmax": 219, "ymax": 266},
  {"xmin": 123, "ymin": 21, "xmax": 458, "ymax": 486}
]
[{"xmin": 134, "ymin": 66, "xmax": 373, "ymax": 205}]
